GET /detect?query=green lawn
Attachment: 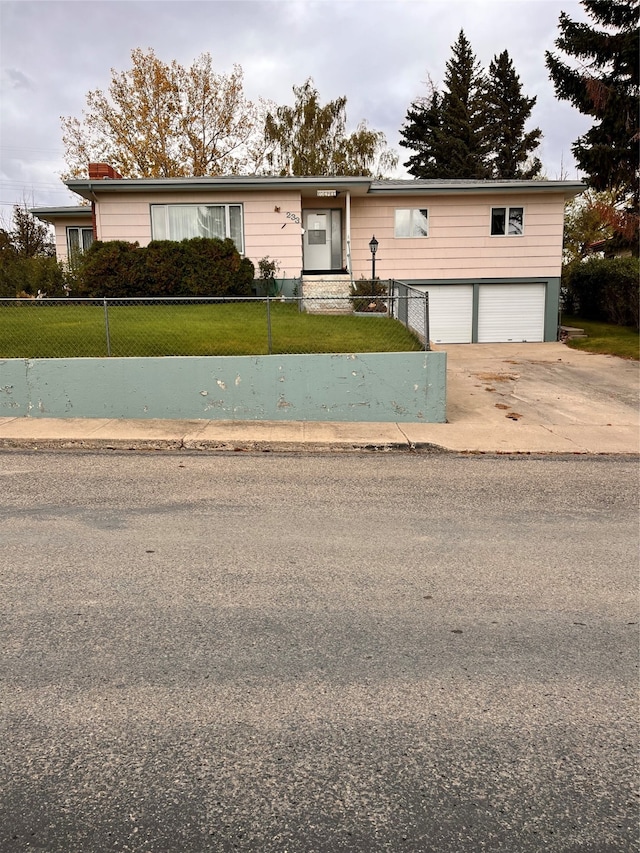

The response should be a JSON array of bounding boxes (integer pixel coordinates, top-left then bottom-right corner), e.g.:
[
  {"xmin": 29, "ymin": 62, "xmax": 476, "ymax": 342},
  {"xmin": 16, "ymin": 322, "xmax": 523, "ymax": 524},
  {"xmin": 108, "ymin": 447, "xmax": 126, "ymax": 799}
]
[
  {"xmin": 0, "ymin": 301, "xmax": 423, "ymax": 358},
  {"xmin": 562, "ymin": 315, "xmax": 639, "ymax": 361}
]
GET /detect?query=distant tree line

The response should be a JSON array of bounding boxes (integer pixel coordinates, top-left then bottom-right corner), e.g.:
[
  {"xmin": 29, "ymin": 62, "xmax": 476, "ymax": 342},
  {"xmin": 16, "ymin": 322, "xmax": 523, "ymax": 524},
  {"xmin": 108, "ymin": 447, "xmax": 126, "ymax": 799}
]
[{"xmin": 61, "ymin": 51, "xmax": 397, "ymax": 180}]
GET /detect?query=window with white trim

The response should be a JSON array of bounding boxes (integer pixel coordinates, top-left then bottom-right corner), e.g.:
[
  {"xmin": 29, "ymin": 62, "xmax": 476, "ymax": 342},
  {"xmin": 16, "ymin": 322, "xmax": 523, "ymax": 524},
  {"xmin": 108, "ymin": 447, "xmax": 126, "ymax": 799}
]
[
  {"xmin": 491, "ymin": 206, "xmax": 524, "ymax": 236},
  {"xmin": 151, "ymin": 204, "xmax": 244, "ymax": 253},
  {"xmin": 395, "ymin": 208, "xmax": 429, "ymax": 238},
  {"xmin": 67, "ymin": 226, "xmax": 94, "ymax": 256}
]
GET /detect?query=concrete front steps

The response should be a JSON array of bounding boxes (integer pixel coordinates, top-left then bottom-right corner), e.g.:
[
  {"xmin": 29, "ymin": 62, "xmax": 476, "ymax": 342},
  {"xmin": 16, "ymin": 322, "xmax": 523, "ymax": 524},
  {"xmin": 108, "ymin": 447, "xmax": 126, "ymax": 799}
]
[{"xmin": 301, "ymin": 273, "xmax": 353, "ymax": 314}]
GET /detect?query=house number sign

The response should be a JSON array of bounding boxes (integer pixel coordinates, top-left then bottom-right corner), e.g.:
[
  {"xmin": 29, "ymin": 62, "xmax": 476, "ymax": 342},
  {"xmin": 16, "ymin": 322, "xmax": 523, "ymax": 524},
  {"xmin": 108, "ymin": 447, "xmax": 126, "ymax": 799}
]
[{"xmin": 286, "ymin": 212, "xmax": 301, "ymax": 225}]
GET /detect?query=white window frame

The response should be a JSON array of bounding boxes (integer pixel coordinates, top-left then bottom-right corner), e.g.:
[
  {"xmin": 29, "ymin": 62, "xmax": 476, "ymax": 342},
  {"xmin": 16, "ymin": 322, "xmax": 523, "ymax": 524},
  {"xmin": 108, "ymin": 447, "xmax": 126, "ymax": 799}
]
[
  {"xmin": 66, "ymin": 226, "xmax": 94, "ymax": 256},
  {"xmin": 394, "ymin": 208, "xmax": 429, "ymax": 238},
  {"xmin": 491, "ymin": 206, "xmax": 524, "ymax": 237},
  {"xmin": 150, "ymin": 204, "xmax": 245, "ymax": 254}
]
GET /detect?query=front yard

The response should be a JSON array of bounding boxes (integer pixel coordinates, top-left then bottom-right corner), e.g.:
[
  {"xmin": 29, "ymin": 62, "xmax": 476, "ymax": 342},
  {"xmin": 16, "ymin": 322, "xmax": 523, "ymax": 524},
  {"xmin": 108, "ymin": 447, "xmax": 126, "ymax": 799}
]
[{"xmin": 0, "ymin": 300, "xmax": 422, "ymax": 358}]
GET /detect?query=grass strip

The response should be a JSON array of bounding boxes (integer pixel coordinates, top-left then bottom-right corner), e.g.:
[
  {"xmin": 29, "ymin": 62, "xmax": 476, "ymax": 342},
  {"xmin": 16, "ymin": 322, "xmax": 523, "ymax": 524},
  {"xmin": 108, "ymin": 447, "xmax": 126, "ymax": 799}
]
[{"xmin": 562, "ymin": 315, "xmax": 639, "ymax": 361}]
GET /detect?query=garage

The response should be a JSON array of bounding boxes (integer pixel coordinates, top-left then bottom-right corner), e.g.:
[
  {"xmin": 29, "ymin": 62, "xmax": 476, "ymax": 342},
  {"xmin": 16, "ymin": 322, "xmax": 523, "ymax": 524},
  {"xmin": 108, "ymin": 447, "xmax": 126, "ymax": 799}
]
[
  {"xmin": 422, "ymin": 285, "xmax": 473, "ymax": 344},
  {"xmin": 478, "ymin": 283, "xmax": 546, "ymax": 343}
]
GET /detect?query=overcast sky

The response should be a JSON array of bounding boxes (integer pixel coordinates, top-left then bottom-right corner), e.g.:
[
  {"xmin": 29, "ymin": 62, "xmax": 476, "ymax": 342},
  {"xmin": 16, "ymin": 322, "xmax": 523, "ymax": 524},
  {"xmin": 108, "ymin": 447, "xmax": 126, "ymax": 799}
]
[{"xmin": 0, "ymin": 0, "xmax": 591, "ymax": 217}]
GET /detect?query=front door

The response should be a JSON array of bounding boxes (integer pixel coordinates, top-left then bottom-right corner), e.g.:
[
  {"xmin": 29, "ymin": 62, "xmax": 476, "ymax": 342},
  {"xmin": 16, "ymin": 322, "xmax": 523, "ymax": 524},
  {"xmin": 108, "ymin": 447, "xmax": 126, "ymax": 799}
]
[{"xmin": 303, "ymin": 209, "xmax": 341, "ymax": 271}]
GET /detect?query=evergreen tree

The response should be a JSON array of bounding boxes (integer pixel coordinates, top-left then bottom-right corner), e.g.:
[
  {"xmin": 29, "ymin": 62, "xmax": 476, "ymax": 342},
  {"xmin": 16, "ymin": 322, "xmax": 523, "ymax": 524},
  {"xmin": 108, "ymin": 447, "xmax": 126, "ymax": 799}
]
[
  {"xmin": 401, "ymin": 31, "xmax": 489, "ymax": 179},
  {"xmin": 399, "ymin": 85, "xmax": 444, "ymax": 179},
  {"xmin": 401, "ymin": 32, "xmax": 541, "ymax": 180},
  {"xmin": 545, "ymin": 0, "xmax": 639, "ymax": 253},
  {"xmin": 439, "ymin": 30, "xmax": 490, "ymax": 179},
  {"xmin": 485, "ymin": 51, "xmax": 542, "ymax": 178}
]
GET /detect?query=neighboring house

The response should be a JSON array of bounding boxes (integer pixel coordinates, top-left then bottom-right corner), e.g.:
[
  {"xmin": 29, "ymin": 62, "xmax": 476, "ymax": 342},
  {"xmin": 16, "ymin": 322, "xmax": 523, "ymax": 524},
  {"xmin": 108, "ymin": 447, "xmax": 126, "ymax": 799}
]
[
  {"xmin": 32, "ymin": 163, "xmax": 584, "ymax": 343},
  {"xmin": 586, "ymin": 238, "xmax": 633, "ymax": 259}
]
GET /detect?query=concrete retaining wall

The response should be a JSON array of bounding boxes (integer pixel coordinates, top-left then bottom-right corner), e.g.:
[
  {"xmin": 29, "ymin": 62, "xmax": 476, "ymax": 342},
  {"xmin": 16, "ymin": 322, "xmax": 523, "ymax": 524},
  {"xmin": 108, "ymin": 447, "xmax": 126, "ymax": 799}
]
[{"xmin": 0, "ymin": 352, "xmax": 447, "ymax": 423}]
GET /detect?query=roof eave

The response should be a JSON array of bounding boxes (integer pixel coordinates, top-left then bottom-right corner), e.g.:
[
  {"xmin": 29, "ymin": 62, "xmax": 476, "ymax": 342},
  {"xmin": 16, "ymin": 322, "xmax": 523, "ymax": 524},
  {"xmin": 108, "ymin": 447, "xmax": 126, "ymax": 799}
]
[
  {"xmin": 30, "ymin": 206, "xmax": 93, "ymax": 222},
  {"xmin": 369, "ymin": 180, "xmax": 586, "ymax": 198},
  {"xmin": 65, "ymin": 175, "xmax": 374, "ymax": 200}
]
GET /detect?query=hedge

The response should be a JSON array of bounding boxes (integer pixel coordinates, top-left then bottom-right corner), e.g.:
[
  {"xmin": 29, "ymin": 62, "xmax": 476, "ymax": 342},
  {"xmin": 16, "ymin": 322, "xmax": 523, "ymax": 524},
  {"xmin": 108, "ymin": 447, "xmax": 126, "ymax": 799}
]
[
  {"xmin": 562, "ymin": 257, "xmax": 639, "ymax": 330},
  {"xmin": 77, "ymin": 237, "xmax": 255, "ymax": 298}
]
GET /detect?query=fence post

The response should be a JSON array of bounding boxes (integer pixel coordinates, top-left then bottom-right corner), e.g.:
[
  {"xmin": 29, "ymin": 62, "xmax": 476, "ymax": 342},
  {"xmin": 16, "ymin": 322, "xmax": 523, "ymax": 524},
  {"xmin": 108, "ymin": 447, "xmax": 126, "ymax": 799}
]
[
  {"xmin": 423, "ymin": 291, "xmax": 430, "ymax": 351},
  {"xmin": 103, "ymin": 297, "xmax": 112, "ymax": 357},
  {"xmin": 266, "ymin": 296, "xmax": 272, "ymax": 354}
]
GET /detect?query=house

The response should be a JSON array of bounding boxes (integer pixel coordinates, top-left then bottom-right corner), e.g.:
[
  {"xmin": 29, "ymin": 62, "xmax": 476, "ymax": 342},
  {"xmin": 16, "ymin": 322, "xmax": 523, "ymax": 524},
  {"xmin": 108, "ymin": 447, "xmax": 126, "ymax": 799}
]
[
  {"xmin": 586, "ymin": 237, "xmax": 634, "ymax": 259},
  {"xmin": 32, "ymin": 164, "xmax": 584, "ymax": 343}
]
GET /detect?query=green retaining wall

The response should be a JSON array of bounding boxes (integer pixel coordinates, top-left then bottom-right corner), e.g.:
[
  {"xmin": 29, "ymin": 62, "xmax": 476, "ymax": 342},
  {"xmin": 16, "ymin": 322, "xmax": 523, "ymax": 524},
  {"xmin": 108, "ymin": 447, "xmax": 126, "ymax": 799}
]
[{"xmin": 0, "ymin": 352, "xmax": 447, "ymax": 423}]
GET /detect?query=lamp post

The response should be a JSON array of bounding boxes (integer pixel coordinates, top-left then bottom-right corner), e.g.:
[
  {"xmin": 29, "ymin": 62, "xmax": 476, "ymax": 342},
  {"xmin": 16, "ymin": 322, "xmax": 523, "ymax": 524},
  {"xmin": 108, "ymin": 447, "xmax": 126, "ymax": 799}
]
[{"xmin": 369, "ymin": 235, "xmax": 378, "ymax": 295}]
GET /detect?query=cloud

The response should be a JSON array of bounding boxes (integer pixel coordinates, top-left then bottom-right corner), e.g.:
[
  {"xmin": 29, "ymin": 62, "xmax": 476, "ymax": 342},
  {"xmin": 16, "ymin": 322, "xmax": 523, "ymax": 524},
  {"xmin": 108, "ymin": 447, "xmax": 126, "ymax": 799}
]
[{"xmin": 2, "ymin": 67, "xmax": 34, "ymax": 90}]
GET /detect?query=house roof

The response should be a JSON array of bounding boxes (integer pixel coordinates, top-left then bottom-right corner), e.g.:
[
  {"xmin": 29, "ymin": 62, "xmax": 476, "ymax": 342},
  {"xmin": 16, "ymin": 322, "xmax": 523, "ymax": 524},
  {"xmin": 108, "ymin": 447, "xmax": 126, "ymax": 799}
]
[
  {"xmin": 30, "ymin": 206, "xmax": 92, "ymax": 222},
  {"xmin": 64, "ymin": 174, "xmax": 586, "ymax": 203}
]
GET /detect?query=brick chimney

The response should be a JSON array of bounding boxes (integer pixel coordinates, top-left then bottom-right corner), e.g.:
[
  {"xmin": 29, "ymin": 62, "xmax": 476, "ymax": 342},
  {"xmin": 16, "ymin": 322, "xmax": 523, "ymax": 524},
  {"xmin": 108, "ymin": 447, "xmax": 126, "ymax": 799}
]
[{"xmin": 88, "ymin": 163, "xmax": 123, "ymax": 180}]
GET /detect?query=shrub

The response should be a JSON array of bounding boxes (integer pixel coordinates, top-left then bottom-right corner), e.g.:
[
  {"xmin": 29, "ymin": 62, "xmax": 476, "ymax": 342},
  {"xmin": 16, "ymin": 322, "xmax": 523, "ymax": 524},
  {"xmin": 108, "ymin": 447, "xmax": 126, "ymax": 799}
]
[
  {"xmin": 77, "ymin": 240, "xmax": 146, "ymax": 297},
  {"xmin": 257, "ymin": 256, "xmax": 281, "ymax": 296},
  {"xmin": 350, "ymin": 278, "xmax": 388, "ymax": 313},
  {"xmin": 77, "ymin": 238, "xmax": 254, "ymax": 298},
  {"xmin": 563, "ymin": 257, "xmax": 639, "ymax": 329},
  {"xmin": 0, "ymin": 255, "xmax": 68, "ymax": 298},
  {"xmin": 181, "ymin": 237, "xmax": 254, "ymax": 297},
  {"xmin": 144, "ymin": 240, "xmax": 187, "ymax": 297}
]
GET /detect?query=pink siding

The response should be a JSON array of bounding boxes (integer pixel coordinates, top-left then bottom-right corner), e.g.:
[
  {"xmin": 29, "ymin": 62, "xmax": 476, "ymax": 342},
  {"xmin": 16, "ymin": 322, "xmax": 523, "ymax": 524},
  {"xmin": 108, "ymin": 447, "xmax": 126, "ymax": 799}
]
[
  {"xmin": 94, "ymin": 190, "xmax": 304, "ymax": 278},
  {"xmin": 54, "ymin": 218, "xmax": 92, "ymax": 264},
  {"xmin": 349, "ymin": 193, "xmax": 566, "ymax": 280},
  {"xmin": 89, "ymin": 187, "xmax": 567, "ymax": 282}
]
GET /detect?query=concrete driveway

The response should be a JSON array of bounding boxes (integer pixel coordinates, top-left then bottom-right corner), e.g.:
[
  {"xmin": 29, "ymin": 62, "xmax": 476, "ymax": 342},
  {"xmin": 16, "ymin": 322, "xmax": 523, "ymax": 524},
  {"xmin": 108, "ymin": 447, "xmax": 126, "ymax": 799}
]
[{"xmin": 434, "ymin": 342, "xmax": 639, "ymax": 453}]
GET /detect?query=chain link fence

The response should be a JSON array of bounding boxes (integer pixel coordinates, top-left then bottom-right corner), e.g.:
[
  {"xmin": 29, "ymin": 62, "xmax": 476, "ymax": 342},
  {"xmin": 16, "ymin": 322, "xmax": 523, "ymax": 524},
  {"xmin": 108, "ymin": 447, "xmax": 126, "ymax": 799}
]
[{"xmin": 0, "ymin": 282, "xmax": 429, "ymax": 358}]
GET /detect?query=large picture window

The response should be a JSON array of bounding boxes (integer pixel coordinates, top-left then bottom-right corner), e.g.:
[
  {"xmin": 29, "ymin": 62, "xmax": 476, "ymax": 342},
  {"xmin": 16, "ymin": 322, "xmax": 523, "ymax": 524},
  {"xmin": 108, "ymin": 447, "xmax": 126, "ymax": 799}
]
[
  {"xmin": 151, "ymin": 204, "xmax": 244, "ymax": 253},
  {"xmin": 395, "ymin": 208, "xmax": 429, "ymax": 238},
  {"xmin": 67, "ymin": 226, "xmax": 94, "ymax": 256},
  {"xmin": 491, "ymin": 206, "xmax": 524, "ymax": 236}
]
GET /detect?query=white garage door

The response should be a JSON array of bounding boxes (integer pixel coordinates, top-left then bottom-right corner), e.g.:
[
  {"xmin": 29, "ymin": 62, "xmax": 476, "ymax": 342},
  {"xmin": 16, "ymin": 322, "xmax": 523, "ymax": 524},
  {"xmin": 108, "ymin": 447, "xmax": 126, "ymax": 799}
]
[
  {"xmin": 422, "ymin": 285, "xmax": 473, "ymax": 344},
  {"xmin": 478, "ymin": 284, "xmax": 546, "ymax": 343}
]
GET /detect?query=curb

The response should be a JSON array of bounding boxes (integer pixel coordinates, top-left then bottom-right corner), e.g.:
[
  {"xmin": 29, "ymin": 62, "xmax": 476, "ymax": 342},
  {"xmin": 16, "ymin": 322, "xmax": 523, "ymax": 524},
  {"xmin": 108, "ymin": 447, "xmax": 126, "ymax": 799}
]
[
  {"xmin": 0, "ymin": 437, "xmax": 430, "ymax": 454},
  {"xmin": 1, "ymin": 437, "xmax": 636, "ymax": 456}
]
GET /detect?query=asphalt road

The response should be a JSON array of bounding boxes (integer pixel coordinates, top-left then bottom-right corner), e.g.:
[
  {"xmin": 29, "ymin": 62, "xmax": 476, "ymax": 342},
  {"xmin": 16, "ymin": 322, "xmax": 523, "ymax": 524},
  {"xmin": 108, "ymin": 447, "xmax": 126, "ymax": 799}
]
[{"xmin": 1, "ymin": 451, "xmax": 638, "ymax": 852}]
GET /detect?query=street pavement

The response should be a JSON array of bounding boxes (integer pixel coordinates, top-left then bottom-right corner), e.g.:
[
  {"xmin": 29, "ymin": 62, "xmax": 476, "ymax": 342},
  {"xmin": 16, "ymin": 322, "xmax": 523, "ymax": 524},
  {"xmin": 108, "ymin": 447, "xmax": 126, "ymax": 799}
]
[
  {"xmin": 1, "ymin": 452, "xmax": 638, "ymax": 852},
  {"xmin": 0, "ymin": 343, "xmax": 638, "ymax": 455}
]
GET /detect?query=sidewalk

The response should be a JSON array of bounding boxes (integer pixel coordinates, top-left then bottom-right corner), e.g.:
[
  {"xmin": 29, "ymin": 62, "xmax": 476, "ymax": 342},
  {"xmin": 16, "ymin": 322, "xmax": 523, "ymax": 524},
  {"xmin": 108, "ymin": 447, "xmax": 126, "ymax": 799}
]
[
  {"xmin": 1, "ymin": 344, "xmax": 637, "ymax": 455},
  {"xmin": 0, "ymin": 414, "xmax": 637, "ymax": 454}
]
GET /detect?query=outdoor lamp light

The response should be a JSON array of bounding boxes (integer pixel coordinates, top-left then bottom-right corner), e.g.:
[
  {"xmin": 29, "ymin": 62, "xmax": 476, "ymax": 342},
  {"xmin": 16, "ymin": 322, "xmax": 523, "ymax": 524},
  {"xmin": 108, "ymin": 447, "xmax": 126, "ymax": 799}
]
[{"xmin": 369, "ymin": 235, "xmax": 378, "ymax": 281}]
